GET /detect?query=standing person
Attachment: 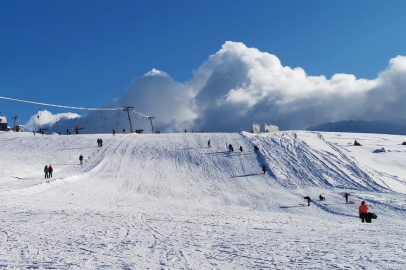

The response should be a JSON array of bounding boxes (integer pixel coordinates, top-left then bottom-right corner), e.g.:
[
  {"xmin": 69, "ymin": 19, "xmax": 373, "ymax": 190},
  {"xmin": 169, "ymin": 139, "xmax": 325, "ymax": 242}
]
[
  {"xmin": 44, "ymin": 165, "xmax": 49, "ymax": 178},
  {"xmin": 100, "ymin": 138, "xmax": 103, "ymax": 147},
  {"xmin": 113, "ymin": 129, "xmax": 116, "ymax": 135},
  {"xmin": 344, "ymin": 192, "xmax": 350, "ymax": 203},
  {"xmin": 208, "ymin": 140, "xmax": 211, "ymax": 148},
  {"xmin": 79, "ymin": 155, "xmax": 84, "ymax": 166},
  {"xmin": 254, "ymin": 145, "xmax": 259, "ymax": 153},
  {"xmin": 123, "ymin": 128, "xmax": 126, "ymax": 134},
  {"xmin": 97, "ymin": 138, "xmax": 100, "ymax": 147},
  {"xmin": 304, "ymin": 196, "xmax": 311, "ymax": 206},
  {"xmin": 359, "ymin": 201, "xmax": 369, "ymax": 223},
  {"xmin": 239, "ymin": 146, "xmax": 243, "ymax": 152},
  {"xmin": 262, "ymin": 165, "xmax": 266, "ymax": 174},
  {"xmin": 48, "ymin": 165, "xmax": 53, "ymax": 178}
]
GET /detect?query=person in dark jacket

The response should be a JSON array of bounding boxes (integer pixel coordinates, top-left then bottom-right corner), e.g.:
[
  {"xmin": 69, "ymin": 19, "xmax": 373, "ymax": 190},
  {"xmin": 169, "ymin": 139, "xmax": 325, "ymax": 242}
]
[
  {"xmin": 44, "ymin": 165, "xmax": 49, "ymax": 178},
  {"xmin": 228, "ymin": 144, "xmax": 234, "ymax": 152},
  {"xmin": 262, "ymin": 165, "xmax": 266, "ymax": 174},
  {"xmin": 208, "ymin": 140, "xmax": 211, "ymax": 148},
  {"xmin": 254, "ymin": 145, "xmax": 259, "ymax": 153},
  {"xmin": 319, "ymin": 194, "xmax": 325, "ymax": 201},
  {"xmin": 79, "ymin": 155, "xmax": 84, "ymax": 165},
  {"xmin": 239, "ymin": 146, "xmax": 243, "ymax": 152},
  {"xmin": 304, "ymin": 196, "xmax": 311, "ymax": 206},
  {"xmin": 344, "ymin": 192, "xmax": 350, "ymax": 203},
  {"xmin": 48, "ymin": 165, "xmax": 53, "ymax": 178}
]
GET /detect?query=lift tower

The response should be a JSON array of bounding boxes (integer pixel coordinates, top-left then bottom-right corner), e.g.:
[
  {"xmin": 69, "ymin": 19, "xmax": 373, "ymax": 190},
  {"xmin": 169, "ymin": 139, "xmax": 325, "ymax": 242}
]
[{"xmin": 123, "ymin": 106, "xmax": 134, "ymax": 133}]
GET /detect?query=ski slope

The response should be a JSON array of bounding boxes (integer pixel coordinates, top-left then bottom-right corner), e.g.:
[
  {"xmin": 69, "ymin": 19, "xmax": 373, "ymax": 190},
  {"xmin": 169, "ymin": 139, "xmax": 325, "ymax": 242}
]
[{"xmin": 0, "ymin": 130, "xmax": 406, "ymax": 269}]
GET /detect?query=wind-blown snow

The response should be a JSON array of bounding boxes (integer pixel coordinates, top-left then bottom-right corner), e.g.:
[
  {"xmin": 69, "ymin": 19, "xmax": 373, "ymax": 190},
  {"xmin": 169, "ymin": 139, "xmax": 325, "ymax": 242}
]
[{"xmin": 0, "ymin": 130, "xmax": 406, "ymax": 269}]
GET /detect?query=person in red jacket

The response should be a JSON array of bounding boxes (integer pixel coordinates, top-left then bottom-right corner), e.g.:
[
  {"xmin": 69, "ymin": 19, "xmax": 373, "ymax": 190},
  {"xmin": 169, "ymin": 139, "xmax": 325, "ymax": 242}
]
[
  {"xmin": 48, "ymin": 165, "xmax": 53, "ymax": 178},
  {"xmin": 359, "ymin": 201, "xmax": 369, "ymax": 223}
]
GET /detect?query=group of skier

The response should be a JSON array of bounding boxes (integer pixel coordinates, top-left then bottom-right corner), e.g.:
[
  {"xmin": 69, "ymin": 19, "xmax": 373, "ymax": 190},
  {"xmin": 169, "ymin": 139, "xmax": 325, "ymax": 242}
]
[
  {"xmin": 303, "ymin": 193, "xmax": 376, "ymax": 223},
  {"xmin": 43, "ymin": 165, "xmax": 53, "ymax": 178}
]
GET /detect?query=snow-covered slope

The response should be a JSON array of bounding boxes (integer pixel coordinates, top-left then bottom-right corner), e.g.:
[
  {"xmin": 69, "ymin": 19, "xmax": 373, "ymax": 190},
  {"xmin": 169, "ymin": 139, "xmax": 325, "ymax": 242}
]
[{"xmin": 0, "ymin": 131, "xmax": 406, "ymax": 269}]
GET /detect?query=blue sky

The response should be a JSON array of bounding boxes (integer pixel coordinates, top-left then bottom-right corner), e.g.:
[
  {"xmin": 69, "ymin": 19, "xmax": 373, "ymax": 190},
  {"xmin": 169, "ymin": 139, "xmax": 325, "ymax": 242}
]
[{"xmin": 1, "ymin": 0, "xmax": 406, "ymax": 132}]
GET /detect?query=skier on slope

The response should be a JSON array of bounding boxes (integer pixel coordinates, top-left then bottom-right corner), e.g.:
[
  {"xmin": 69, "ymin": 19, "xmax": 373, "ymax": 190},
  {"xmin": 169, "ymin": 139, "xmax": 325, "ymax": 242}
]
[
  {"xmin": 208, "ymin": 140, "xmax": 211, "ymax": 148},
  {"xmin": 262, "ymin": 165, "xmax": 266, "ymax": 174},
  {"xmin": 254, "ymin": 145, "xmax": 259, "ymax": 153},
  {"xmin": 79, "ymin": 155, "xmax": 84, "ymax": 165}
]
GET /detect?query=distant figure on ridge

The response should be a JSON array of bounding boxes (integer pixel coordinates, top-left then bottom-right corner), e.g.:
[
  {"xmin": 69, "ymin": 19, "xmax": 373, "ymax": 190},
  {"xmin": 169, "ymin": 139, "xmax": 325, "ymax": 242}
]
[
  {"xmin": 48, "ymin": 165, "xmax": 53, "ymax": 178},
  {"xmin": 79, "ymin": 155, "xmax": 84, "ymax": 166},
  {"xmin": 113, "ymin": 129, "xmax": 116, "ymax": 135},
  {"xmin": 208, "ymin": 140, "xmax": 211, "ymax": 148}
]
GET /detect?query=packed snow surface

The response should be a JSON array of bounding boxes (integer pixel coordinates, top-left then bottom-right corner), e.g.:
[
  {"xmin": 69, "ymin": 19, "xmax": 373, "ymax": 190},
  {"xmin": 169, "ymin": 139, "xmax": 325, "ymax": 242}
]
[{"xmin": 1, "ymin": 130, "xmax": 406, "ymax": 269}]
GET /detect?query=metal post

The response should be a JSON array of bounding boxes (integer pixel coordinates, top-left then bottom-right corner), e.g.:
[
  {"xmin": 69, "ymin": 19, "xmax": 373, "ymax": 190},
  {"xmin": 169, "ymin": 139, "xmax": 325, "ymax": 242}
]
[
  {"xmin": 123, "ymin": 106, "xmax": 134, "ymax": 133},
  {"xmin": 12, "ymin": 115, "xmax": 18, "ymax": 131}
]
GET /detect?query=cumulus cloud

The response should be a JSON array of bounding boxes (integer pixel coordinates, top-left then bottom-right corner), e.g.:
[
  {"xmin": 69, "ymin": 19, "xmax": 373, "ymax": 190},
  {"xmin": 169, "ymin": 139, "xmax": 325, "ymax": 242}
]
[
  {"xmin": 28, "ymin": 41, "xmax": 406, "ymax": 133},
  {"xmin": 25, "ymin": 110, "xmax": 80, "ymax": 132}
]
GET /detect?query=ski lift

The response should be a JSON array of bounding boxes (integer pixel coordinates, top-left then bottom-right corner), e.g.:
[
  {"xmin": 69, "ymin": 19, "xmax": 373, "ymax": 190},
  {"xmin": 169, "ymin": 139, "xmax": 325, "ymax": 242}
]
[
  {"xmin": 116, "ymin": 112, "xmax": 120, "ymax": 124},
  {"xmin": 100, "ymin": 113, "xmax": 107, "ymax": 127}
]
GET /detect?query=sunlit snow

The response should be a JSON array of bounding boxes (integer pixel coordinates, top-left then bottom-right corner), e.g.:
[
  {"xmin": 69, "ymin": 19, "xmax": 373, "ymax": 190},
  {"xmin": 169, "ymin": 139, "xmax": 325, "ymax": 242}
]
[{"xmin": 0, "ymin": 130, "xmax": 405, "ymax": 269}]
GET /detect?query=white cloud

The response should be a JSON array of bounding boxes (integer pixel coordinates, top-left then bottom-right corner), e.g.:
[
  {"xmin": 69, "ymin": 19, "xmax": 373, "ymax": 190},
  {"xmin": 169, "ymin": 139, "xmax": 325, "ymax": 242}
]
[
  {"xmin": 25, "ymin": 110, "xmax": 80, "ymax": 132},
  {"xmin": 28, "ymin": 42, "xmax": 406, "ymax": 133}
]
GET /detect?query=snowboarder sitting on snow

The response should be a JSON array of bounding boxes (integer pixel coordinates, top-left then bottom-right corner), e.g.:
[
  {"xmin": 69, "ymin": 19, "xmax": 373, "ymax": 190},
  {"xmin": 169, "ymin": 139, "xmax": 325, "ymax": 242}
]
[
  {"xmin": 304, "ymin": 196, "xmax": 311, "ymax": 206},
  {"xmin": 44, "ymin": 165, "xmax": 49, "ymax": 178},
  {"xmin": 48, "ymin": 165, "xmax": 53, "ymax": 178},
  {"xmin": 319, "ymin": 194, "xmax": 325, "ymax": 201},
  {"xmin": 254, "ymin": 145, "xmax": 259, "ymax": 153},
  {"xmin": 79, "ymin": 155, "xmax": 84, "ymax": 165},
  {"xmin": 262, "ymin": 165, "xmax": 266, "ymax": 174},
  {"xmin": 228, "ymin": 144, "xmax": 234, "ymax": 152},
  {"xmin": 359, "ymin": 201, "xmax": 370, "ymax": 223},
  {"xmin": 354, "ymin": 140, "xmax": 362, "ymax": 146}
]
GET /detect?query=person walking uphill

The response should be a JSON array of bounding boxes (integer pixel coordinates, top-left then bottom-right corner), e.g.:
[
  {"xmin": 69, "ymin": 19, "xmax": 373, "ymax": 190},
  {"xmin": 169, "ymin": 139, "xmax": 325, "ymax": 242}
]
[
  {"xmin": 44, "ymin": 165, "xmax": 49, "ymax": 178},
  {"xmin": 79, "ymin": 155, "xmax": 84, "ymax": 166},
  {"xmin": 359, "ymin": 201, "xmax": 369, "ymax": 223},
  {"xmin": 344, "ymin": 192, "xmax": 350, "ymax": 204}
]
